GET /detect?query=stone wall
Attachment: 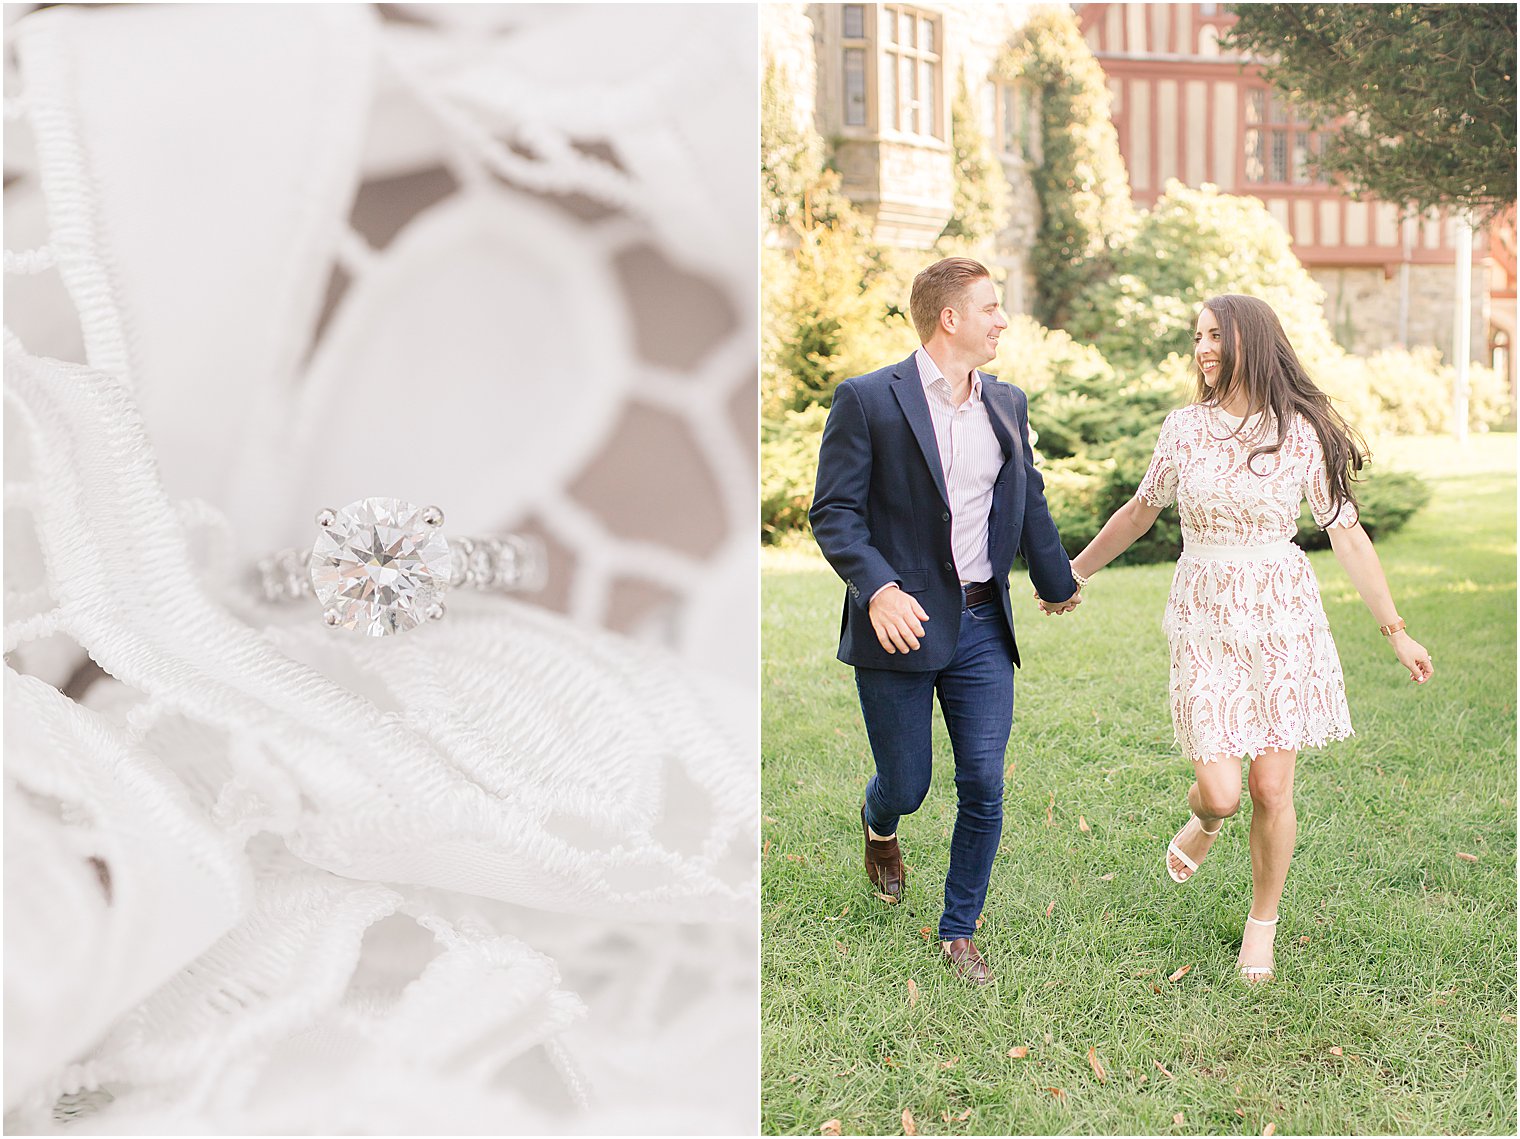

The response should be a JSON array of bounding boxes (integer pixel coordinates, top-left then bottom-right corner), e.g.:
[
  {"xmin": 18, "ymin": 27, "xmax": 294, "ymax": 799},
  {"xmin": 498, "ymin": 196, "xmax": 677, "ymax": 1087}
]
[
  {"xmin": 1312, "ymin": 263, "xmax": 1491, "ymax": 363},
  {"xmin": 797, "ymin": 1, "xmax": 1042, "ymax": 282}
]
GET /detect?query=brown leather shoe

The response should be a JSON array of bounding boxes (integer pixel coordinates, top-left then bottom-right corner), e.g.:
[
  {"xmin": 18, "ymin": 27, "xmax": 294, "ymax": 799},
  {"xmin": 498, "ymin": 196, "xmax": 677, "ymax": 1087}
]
[
  {"xmin": 861, "ymin": 803, "xmax": 903, "ymax": 899},
  {"xmin": 942, "ymin": 937, "xmax": 992, "ymax": 985}
]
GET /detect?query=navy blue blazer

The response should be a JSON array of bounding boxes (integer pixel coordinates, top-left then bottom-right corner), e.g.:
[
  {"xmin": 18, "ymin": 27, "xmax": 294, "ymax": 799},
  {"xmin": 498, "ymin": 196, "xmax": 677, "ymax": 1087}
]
[{"xmin": 810, "ymin": 354, "xmax": 1077, "ymax": 671}]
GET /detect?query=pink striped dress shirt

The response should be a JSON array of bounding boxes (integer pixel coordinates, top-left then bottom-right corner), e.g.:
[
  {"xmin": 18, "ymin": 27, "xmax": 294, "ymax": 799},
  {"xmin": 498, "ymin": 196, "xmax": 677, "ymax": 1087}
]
[{"xmin": 915, "ymin": 347, "xmax": 1004, "ymax": 585}]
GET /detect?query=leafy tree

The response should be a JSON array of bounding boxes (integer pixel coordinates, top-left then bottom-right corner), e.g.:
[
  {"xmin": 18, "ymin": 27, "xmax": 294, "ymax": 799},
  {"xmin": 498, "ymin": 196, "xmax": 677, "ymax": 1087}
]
[
  {"xmin": 761, "ymin": 61, "xmax": 912, "ymax": 420},
  {"xmin": 1223, "ymin": 4, "xmax": 1517, "ymax": 219},
  {"xmin": 1065, "ymin": 180, "xmax": 1340, "ymax": 377},
  {"xmin": 760, "ymin": 61, "xmax": 823, "ymax": 233},
  {"xmin": 997, "ymin": 7, "xmax": 1134, "ymax": 329}
]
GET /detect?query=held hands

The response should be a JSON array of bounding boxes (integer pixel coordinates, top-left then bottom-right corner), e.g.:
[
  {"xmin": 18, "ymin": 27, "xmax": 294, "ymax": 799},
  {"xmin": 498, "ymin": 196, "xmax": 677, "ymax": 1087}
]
[
  {"xmin": 1034, "ymin": 588, "xmax": 1082, "ymax": 616},
  {"xmin": 868, "ymin": 584, "xmax": 931, "ymax": 653},
  {"xmin": 1389, "ymin": 631, "xmax": 1434, "ymax": 684}
]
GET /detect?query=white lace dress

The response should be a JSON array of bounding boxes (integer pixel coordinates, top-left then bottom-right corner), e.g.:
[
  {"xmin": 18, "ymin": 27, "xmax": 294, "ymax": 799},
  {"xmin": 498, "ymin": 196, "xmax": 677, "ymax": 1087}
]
[{"xmin": 1136, "ymin": 403, "xmax": 1356, "ymax": 762}]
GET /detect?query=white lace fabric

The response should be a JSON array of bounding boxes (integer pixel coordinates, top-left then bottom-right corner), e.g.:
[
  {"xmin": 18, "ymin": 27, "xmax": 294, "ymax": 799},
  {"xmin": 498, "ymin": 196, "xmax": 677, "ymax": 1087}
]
[
  {"xmin": 4, "ymin": 5, "xmax": 757, "ymax": 1133},
  {"xmin": 1137, "ymin": 404, "xmax": 1356, "ymax": 761}
]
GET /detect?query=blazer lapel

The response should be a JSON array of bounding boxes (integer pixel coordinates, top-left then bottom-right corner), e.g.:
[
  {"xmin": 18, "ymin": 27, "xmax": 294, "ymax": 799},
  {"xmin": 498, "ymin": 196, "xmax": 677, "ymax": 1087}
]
[
  {"xmin": 890, "ymin": 356, "xmax": 949, "ymax": 507},
  {"xmin": 981, "ymin": 376, "xmax": 1022, "ymax": 471}
]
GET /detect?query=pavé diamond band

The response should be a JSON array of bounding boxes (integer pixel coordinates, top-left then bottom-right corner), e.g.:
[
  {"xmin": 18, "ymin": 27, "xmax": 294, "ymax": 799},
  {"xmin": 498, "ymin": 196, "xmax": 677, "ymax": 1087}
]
[{"xmin": 256, "ymin": 496, "xmax": 548, "ymax": 636}]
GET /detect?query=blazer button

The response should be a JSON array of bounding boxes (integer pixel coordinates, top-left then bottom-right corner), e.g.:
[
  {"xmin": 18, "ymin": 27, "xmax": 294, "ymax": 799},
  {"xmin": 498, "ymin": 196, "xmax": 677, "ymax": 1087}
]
[
  {"xmin": 941, "ymin": 511, "xmax": 950, "ymax": 522},
  {"xmin": 943, "ymin": 561, "xmax": 954, "ymax": 571}
]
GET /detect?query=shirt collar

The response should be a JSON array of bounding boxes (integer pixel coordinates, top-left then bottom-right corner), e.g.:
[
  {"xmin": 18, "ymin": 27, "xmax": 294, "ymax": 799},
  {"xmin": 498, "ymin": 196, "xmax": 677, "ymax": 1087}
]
[{"xmin": 915, "ymin": 347, "xmax": 981, "ymax": 402}]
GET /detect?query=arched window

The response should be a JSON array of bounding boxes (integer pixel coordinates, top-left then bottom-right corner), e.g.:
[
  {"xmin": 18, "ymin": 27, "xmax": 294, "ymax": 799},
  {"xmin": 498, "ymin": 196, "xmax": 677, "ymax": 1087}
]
[{"xmin": 1491, "ymin": 328, "xmax": 1510, "ymax": 380}]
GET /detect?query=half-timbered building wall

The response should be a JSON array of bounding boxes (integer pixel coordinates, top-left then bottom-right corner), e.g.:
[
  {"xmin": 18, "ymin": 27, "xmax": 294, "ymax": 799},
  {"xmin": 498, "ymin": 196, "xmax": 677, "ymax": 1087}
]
[{"xmin": 1079, "ymin": 1, "xmax": 1502, "ymax": 375}]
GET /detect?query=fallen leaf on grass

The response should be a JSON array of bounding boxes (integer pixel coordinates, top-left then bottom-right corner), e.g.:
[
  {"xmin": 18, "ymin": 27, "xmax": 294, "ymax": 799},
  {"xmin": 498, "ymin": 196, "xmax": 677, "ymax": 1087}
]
[
  {"xmin": 907, "ymin": 979, "xmax": 919, "ymax": 1008},
  {"xmin": 1005, "ymin": 760, "xmax": 1017, "ymax": 780},
  {"xmin": 1154, "ymin": 1060, "xmax": 1175, "ymax": 1079},
  {"xmin": 1045, "ymin": 900, "xmax": 1055, "ymax": 918},
  {"xmin": 788, "ymin": 1074, "xmax": 800, "ymax": 1083},
  {"xmin": 1263, "ymin": 1124, "xmax": 1277, "ymax": 1136},
  {"xmin": 820, "ymin": 1121, "xmax": 841, "ymax": 1136},
  {"xmin": 874, "ymin": 892, "xmax": 899, "ymax": 905},
  {"xmin": 940, "ymin": 1057, "xmax": 960, "ymax": 1070},
  {"xmin": 835, "ymin": 941, "xmax": 848, "ymax": 955},
  {"xmin": 1151, "ymin": 984, "xmax": 1162, "ymax": 994},
  {"xmin": 1457, "ymin": 852, "xmax": 1479, "ymax": 862},
  {"xmin": 833, "ymin": 1064, "xmax": 857, "ymax": 1077},
  {"xmin": 1329, "ymin": 1046, "xmax": 1343, "ymax": 1057},
  {"xmin": 1236, "ymin": 1109, "xmax": 1246, "ymax": 1118},
  {"xmin": 1086, "ymin": 1047, "xmax": 1106, "ymax": 1082},
  {"xmin": 1046, "ymin": 1088, "xmax": 1067, "ymax": 1102},
  {"xmin": 975, "ymin": 914, "xmax": 985, "ymax": 929},
  {"xmin": 902, "ymin": 1107, "xmax": 917, "ymax": 1135},
  {"xmin": 1173, "ymin": 1112, "xmax": 1185, "ymax": 1125},
  {"xmin": 1079, "ymin": 815, "xmax": 1091, "ymax": 833},
  {"xmin": 1299, "ymin": 935, "xmax": 1310, "ymax": 945},
  {"xmin": 1008, "ymin": 1046, "xmax": 1030, "ymax": 1059},
  {"xmin": 920, "ymin": 926, "xmax": 933, "ymax": 941},
  {"xmin": 763, "ymin": 815, "xmax": 777, "ymax": 824},
  {"xmin": 1046, "ymin": 791, "xmax": 1055, "ymax": 826},
  {"xmin": 883, "ymin": 1056, "xmax": 900, "ymax": 1068},
  {"xmin": 1167, "ymin": 965, "xmax": 1192, "ymax": 982},
  {"xmin": 762, "ymin": 840, "xmax": 771, "ymax": 858},
  {"xmin": 1098, "ymin": 873, "xmax": 1115, "ymax": 881},
  {"xmin": 955, "ymin": 1108, "xmax": 972, "ymax": 1122},
  {"xmin": 786, "ymin": 853, "xmax": 805, "ymax": 863}
]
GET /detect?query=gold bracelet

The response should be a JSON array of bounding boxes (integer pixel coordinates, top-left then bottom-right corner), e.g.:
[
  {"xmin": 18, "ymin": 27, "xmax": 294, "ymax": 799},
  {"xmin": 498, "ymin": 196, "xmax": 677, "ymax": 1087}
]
[{"xmin": 1379, "ymin": 617, "xmax": 1406, "ymax": 637}]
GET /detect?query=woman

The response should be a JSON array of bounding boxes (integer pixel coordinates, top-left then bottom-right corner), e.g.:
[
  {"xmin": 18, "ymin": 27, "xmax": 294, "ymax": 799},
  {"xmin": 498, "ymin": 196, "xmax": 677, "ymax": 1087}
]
[{"xmin": 1054, "ymin": 294, "xmax": 1433, "ymax": 982}]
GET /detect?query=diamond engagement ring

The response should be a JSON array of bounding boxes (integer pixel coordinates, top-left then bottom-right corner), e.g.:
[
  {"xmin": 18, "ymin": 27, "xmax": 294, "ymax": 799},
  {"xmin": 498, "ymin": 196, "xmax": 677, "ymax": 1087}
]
[{"xmin": 256, "ymin": 497, "xmax": 547, "ymax": 636}]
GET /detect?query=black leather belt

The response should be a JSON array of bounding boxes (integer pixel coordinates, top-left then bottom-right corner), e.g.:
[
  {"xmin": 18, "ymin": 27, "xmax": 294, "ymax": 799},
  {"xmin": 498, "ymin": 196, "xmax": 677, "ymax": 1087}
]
[{"xmin": 962, "ymin": 579, "xmax": 995, "ymax": 607}]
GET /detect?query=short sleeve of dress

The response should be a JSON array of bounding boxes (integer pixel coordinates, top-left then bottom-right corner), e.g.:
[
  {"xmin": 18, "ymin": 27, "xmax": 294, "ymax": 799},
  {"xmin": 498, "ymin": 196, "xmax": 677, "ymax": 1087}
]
[
  {"xmin": 1135, "ymin": 412, "xmax": 1179, "ymax": 509},
  {"xmin": 1302, "ymin": 423, "xmax": 1360, "ymax": 529}
]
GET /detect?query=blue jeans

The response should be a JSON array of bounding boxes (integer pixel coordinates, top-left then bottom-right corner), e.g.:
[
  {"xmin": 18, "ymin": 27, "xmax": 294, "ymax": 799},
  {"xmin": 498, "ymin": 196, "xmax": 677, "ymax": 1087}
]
[{"xmin": 855, "ymin": 596, "xmax": 1015, "ymax": 941}]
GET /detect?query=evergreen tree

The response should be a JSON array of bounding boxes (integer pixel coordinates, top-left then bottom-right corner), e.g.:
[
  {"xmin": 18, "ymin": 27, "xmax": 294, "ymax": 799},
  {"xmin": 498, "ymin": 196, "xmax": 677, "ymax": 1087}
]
[
  {"xmin": 938, "ymin": 76, "xmax": 1012, "ymax": 255},
  {"xmin": 998, "ymin": 7, "xmax": 1134, "ymax": 330}
]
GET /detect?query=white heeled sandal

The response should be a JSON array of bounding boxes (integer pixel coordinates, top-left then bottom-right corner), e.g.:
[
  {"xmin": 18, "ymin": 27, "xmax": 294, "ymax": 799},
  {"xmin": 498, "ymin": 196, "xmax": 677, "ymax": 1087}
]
[
  {"xmin": 1238, "ymin": 913, "xmax": 1278, "ymax": 983},
  {"xmin": 1165, "ymin": 815, "xmax": 1223, "ymax": 883}
]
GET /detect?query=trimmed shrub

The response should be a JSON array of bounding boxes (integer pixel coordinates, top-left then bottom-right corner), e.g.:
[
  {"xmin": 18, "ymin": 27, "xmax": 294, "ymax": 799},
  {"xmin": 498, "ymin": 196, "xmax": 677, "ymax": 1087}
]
[
  {"xmin": 1294, "ymin": 468, "xmax": 1432, "ymax": 549},
  {"xmin": 1323, "ymin": 347, "xmax": 1512, "ymax": 435}
]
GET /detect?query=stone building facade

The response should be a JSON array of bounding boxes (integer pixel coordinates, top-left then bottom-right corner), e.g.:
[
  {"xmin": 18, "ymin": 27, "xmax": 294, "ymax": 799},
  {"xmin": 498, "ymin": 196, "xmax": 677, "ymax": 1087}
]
[{"xmin": 765, "ymin": 2, "xmax": 1044, "ymax": 315}]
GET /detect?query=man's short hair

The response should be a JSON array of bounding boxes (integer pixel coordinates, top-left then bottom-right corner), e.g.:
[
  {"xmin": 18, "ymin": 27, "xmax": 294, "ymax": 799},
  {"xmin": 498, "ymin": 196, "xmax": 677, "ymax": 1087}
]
[{"xmin": 909, "ymin": 257, "xmax": 991, "ymax": 343}]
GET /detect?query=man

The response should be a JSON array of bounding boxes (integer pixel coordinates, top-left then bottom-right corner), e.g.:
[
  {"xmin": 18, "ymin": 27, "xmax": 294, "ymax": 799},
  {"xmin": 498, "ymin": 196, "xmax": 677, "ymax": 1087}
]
[{"xmin": 809, "ymin": 257, "xmax": 1079, "ymax": 985}]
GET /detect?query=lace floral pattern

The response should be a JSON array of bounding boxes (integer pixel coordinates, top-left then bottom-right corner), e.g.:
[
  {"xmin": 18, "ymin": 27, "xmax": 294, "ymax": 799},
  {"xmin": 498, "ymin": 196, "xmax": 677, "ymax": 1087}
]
[
  {"xmin": 3, "ymin": 5, "xmax": 756, "ymax": 1133},
  {"xmin": 1136, "ymin": 404, "xmax": 1356, "ymax": 761}
]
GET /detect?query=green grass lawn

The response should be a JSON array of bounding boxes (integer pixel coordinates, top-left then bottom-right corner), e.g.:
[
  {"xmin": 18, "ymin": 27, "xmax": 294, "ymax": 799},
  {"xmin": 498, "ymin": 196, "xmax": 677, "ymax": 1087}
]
[{"xmin": 761, "ymin": 434, "xmax": 1516, "ymax": 1136}]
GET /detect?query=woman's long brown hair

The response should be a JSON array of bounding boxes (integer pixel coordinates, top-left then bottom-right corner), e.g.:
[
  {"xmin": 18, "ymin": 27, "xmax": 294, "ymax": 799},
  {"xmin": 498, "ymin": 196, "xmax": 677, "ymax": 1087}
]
[{"xmin": 1194, "ymin": 294, "xmax": 1367, "ymax": 519}]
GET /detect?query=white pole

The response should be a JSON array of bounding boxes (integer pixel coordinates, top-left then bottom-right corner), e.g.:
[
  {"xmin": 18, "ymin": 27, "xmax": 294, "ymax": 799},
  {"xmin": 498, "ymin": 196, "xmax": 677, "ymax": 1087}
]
[{"xmin": 1452, "ymin": 212, "xmax": 1472, "ymax": 443}]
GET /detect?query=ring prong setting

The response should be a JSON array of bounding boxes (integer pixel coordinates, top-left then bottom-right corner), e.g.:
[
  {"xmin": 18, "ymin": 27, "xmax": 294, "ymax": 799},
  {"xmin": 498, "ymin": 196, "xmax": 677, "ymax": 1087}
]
[
  {"xmin": 422, "ymin": 506, "xmax": 445, "ymax": 527},
  {"xmin": 322, "ymin": 607, "xmax": 342, "ymax": 627},
  {"xmin": 316, "ymin": 508, "xmax": 337, "ymax": 528},
  {"xmin": 425, "ymin": 601, "xmax": 446, "ymax": 622}
]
